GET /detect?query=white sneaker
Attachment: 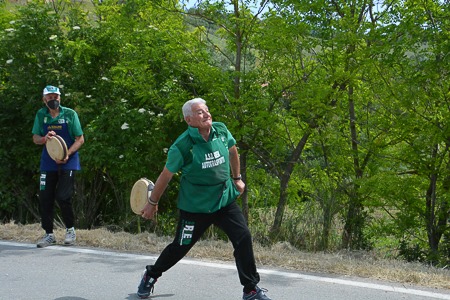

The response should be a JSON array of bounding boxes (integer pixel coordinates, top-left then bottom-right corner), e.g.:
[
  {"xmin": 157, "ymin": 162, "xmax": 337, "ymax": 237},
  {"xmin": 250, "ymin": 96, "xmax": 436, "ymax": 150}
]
[
  {"xmin": 37, "ymin": 233, "xmax": 56, "ymax": 248},
  {"xmin": 64, "ymin": 227, "xmax": 76, "ymax": 245}
]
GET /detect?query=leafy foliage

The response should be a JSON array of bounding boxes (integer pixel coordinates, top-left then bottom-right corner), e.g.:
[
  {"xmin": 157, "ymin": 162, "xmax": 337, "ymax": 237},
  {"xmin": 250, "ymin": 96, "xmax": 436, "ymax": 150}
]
[{"xmin": 0, "ymin": 0, "xmax": 449, "ymax": 266}]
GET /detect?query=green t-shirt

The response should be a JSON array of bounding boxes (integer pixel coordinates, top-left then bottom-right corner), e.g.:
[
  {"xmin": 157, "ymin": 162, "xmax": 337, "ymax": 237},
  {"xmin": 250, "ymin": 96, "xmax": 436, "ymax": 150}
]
[
  {"xmin": 32, "ymin": 105, "xmax": 83, "ymax": 171},
  {"xmin": 32, "ymin": 106, "xmax": 83, "ymax": 140},
  {"xmin": 166, "ymin": 122, "xmax": 240, "ymax": 213}
]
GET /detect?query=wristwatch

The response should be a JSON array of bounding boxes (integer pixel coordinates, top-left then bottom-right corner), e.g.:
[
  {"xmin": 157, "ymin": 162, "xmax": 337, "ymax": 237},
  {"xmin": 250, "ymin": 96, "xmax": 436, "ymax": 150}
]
[{"xmin": 233, "ymin": 175, "xmax": 242, "ymax": 180}]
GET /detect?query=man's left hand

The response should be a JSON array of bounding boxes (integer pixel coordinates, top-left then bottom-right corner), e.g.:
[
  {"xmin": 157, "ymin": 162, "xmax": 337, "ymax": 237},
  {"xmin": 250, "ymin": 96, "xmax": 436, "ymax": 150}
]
[{"xmin": 234, "ymin": 179, "xmax": 245, "ymax": 195}]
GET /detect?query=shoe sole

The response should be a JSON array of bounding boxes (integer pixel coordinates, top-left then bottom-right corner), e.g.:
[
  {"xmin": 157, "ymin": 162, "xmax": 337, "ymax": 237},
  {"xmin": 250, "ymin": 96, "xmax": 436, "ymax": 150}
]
[{"xmin": 37, "ymin": 242, "xmax": 56, "ymax": 248}]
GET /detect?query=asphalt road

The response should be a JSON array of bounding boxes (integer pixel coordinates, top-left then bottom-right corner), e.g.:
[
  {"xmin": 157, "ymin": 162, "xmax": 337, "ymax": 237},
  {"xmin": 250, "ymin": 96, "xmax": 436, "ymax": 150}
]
[{"xmin": 1, "ymin": 240, "xmax": 449, "ymax": 300}]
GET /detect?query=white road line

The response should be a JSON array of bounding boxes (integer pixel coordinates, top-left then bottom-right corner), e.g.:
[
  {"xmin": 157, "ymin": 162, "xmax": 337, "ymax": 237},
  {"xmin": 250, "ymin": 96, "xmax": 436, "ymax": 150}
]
[{"xmin": 1, "ymin": 240, "xmax": 449, "ymax": 299}]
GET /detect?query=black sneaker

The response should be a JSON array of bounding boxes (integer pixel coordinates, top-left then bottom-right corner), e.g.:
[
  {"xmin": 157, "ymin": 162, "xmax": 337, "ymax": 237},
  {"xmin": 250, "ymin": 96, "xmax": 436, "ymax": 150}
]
[
  {"xmin": 243, "ymin": 286, "xmax": 272, "ymax": 300},
  {"xmin": 137, "ymin": 267, "xmax": 157, "ymax": 299}
]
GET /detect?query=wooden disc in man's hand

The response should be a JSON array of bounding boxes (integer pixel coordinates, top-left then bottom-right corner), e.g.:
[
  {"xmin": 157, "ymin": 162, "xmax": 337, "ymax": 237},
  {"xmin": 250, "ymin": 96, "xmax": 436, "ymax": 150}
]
[
  {"xmin": 130, "ymin": 178, "xmax": 155, "ymax": 215},
  {"xmin": 46, "ymin": 135, "xmax": 68, "ymax": 161}
]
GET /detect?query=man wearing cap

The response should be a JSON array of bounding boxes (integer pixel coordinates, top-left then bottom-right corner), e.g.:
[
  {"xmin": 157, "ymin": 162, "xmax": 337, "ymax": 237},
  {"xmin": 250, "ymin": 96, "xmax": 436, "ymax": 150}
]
[{"xmin": 32, "ymin": 85, "xmax": 85, "ymax": 248}]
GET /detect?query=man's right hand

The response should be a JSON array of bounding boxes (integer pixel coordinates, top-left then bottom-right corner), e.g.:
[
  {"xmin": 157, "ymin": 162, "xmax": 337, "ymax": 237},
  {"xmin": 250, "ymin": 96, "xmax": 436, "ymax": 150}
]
[{"xmin": 141, "ymin": 202, "xmax": 158, "ymax": 220}]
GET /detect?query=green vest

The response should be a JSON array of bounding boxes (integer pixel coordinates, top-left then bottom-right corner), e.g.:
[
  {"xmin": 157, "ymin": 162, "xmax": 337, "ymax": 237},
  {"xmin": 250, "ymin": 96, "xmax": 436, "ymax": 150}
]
[{"xmin": 166, "ymin": 122, "xmax": 240, "ymax": 213}]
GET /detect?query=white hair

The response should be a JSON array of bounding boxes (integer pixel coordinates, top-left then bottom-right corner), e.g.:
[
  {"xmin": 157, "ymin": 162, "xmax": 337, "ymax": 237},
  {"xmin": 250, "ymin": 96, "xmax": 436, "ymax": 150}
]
[{"xmin": 182, "ymin": 98, "xmax": 206, "ymax": 118}]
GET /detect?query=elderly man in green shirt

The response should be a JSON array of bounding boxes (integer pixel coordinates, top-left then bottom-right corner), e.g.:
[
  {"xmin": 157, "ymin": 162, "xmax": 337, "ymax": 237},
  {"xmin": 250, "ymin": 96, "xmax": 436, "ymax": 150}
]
[
  {"xmin": 137, "ymin": 98, "xmax": 272, "ymax": 300},
  {"xmin": 32, "ymin": 85, "xmax": 84, "ymax": 248}
]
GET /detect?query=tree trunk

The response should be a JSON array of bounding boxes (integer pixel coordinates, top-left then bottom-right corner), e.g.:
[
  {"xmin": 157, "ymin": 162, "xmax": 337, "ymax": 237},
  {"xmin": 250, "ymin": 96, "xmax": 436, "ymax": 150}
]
[
  {"xmin": 271, "ymin": 131, "xmax": 311, "ymax": 234},
  {"xmin": 424, "ymin": 144, "xmax": 448, "ymax": 260},
  {"xmin": 426, "ymin": 171, "xmax": 439, "ymax": 253},
  {"xmin": 321, "ymin": 202, "xmax": 332, "ymax": 250},
  {"xmin": 342, "ymin": 85, "xmax": 365, "ymax": 249},
  {"xmin": 239, "ymin": 149, "xmax": 249, "ymax": 222}
]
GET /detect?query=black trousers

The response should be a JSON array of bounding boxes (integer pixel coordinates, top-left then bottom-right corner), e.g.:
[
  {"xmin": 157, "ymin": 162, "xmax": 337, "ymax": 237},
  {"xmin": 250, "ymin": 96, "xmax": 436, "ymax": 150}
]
[
  {"xmin": 149, "ymin": 201, "xmax": 260, "ymax": 291},
  {"xmin": 39, "ymin": 170, "xmax": 75, "ymax": 233}
]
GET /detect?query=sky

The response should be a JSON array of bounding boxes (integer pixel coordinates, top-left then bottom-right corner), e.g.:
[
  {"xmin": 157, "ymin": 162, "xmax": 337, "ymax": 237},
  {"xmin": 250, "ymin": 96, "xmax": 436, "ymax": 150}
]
[{"xmin": 181, "ymin": 0, "xmax": 270, "ymax": 13}]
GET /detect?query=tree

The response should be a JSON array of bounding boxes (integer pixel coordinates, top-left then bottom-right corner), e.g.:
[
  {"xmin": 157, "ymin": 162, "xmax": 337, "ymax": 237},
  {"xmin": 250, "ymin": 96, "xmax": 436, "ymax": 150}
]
[{"xmin": 372, "ymin": 0, "xmax": 450, "ymax": 262}]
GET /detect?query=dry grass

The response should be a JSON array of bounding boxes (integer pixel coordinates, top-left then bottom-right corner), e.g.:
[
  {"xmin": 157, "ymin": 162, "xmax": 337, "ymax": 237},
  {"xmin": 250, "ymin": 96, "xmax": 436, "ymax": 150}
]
[{"xmin": 1, "ymin": 221, "xmax": 449, "ymax": 291}]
